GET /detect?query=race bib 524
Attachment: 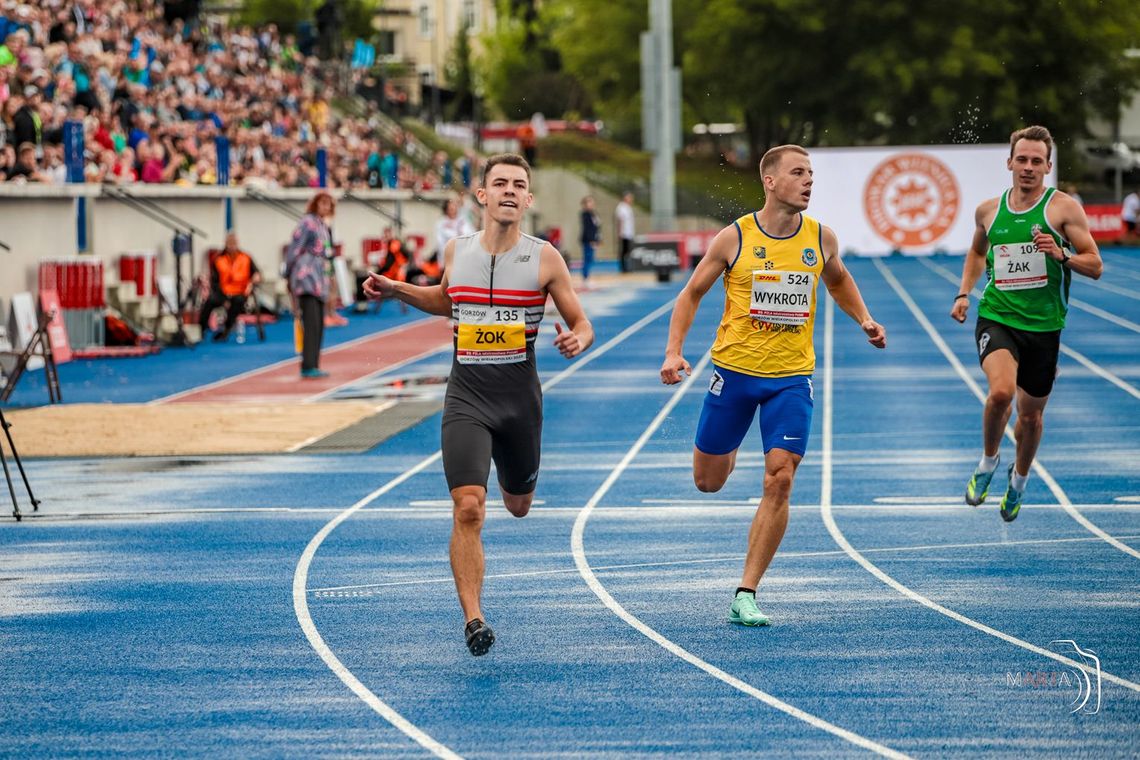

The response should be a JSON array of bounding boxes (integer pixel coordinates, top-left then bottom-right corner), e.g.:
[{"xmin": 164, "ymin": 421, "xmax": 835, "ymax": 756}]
[{"xmin": 750, "ymin": 271, "xmax": 814, "ymax": 325}]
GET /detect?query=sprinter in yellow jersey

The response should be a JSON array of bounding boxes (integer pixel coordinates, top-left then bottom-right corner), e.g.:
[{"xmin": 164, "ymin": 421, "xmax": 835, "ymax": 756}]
[{"xmin": 661, "ymin": 144, "xmax": 886, "ymax": 626}]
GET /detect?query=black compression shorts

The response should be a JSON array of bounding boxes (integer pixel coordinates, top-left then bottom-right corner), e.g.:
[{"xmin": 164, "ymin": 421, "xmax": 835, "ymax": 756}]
[
  {"xmin": 975, "ymin": 316, "xmax": 1061, "ymax": 398},
  {"xmin": 441, "ymin": 392, "xmax": 542, "ymax": 495}
]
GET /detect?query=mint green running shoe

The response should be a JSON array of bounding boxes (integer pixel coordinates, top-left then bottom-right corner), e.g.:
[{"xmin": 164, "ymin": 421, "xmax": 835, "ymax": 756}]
[
  {"xmin": 728, "ymin": 591, "xmax": 770, "ymax": 626},
  {"xmin": 1000, "ymin": 465, "xmax": 1024, "ymax": 523},
  {"xmin": 965, "ymin": 456, "xmax": 999, "ymax": 506}
]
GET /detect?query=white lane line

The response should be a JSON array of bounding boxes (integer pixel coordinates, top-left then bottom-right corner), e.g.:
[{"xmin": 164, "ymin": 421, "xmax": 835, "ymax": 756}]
[
  {"xmin": 1102, "ymin": 255, "xmax": 1140, "ymax": 282},
  {"xmin": 1070, "ymin": 297, "xmax": 1140, "ymax": 334},
  {"xmin": 821, "ymin": 293, "xmax": 1140, "ymax": 695},
  {"xmin": 919, "ymin": 258, "xmax": 1140, "ymax": 401},
  {"xmin": 32, "ymin": 502, "xmax": 1140, "ymax": 522},
  {"xmin": 33, "ymin": 499, "xmax": 1140, "ymax": 524},
  {"xmin": 310, "ymin": 533, "xmax": 1140, "ymax": 593},
  {"xmin": 1106, "ymin": 266, "xmax": 1140, "ymax": 283},
  {"xmin": 570, "ymin": 351, "xmax": 910, "ymax": 759},
  {"xmin": 1058, "ymin": 344, "xmax": 1140, "ymax": 400},
  {"xmin": 151, "ymin": 315, "xmax": 442, "ymax": 404},
  {"xmin": 882, "ymin": 259, "xmax": 1140, "ymax": 560},
  {"xmin": 292, "ymin": 295, "xmax": 678, "ymax": 758},
  {"xmin": 1084, "ymin": 277, "xmax": 1140, "ymax": 301},
  {"xmin": 293, "ymin": 451, "xmax": 454, "ymax": 759}
]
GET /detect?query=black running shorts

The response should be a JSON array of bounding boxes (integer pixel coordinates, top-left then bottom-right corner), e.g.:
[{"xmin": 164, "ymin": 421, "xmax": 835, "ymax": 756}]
[
  {"xmin": 441, "ymin": 391, "xmax": 542, "ymax": 495},
  {"xmin": 974, "ymin": 316, "xmax": 1061, "ymax": 398}
]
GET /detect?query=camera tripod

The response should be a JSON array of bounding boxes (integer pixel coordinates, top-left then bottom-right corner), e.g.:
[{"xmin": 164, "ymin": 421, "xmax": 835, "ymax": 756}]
[{"xmin": 0, "ymin": 408, "xmax": 39, "ymax": 521}]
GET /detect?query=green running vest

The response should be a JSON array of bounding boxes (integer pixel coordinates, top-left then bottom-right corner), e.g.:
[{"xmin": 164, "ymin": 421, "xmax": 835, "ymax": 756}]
[{"xmin": 977, "ymin": 187, "xmax": 1070, "ymax": 332}]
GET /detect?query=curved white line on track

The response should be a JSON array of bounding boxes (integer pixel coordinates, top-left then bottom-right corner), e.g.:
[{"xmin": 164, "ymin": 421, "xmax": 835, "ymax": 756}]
[
  {"xmin": 885, "ymin": 259, "xmax": 1140, "ymax": 560},
  {"xmin": 919, "ymin": 258, "xmax": 1140, "ymax": 401},
  {"xmin": 571, "ymin": 351, "xmax": 911, "ymax": 758},
  {"xmin": 820, "ymin": 294, "xmax": 1140, "ymax": 694},
  {"xmin": 293, "ymin": 451, "xmax": 456, "ymax": 759},
  {"xmin": 293, "ymin": 296, "xmax": 678, "ymax": 758}
]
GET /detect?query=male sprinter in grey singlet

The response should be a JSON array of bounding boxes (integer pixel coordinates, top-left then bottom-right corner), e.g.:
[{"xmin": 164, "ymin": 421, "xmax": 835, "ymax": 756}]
[
  {"xmin": 951, "ymin": 125, "xmax": 1102, "ymax": 521},
  {"xmin": 364, "ymin": 154, "xmax": 594, "ymax": 655}
]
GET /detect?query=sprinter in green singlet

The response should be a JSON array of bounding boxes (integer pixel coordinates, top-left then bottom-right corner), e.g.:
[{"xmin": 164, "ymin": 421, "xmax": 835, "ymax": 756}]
[{"xmin": 951, "ymin": 126, "xmax": 1103, "ymax": 521}]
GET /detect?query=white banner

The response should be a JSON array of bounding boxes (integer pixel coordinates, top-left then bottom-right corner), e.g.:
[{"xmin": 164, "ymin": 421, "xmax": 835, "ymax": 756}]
[{"xmin": 807, "ymin": 144, "xmax": 1057, "ymax": 255}]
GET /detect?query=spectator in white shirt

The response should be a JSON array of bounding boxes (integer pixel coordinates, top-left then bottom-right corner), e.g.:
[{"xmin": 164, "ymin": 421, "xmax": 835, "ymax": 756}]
[
  {"xmin": 1122, "ymin": 188, "xmax": 1139, "ymax": 244},
  {"xmin": 615, "ymin": 191, "xmax": 636, "ymax": 273},
  {"xmin": 434, "ymin": 197, "xmax": 475, "ymax": 265}
]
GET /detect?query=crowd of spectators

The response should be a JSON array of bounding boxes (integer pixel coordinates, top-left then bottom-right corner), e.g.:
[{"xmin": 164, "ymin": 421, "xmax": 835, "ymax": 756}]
[{"xmin": 0, "ymin": 0, "xmax": 477, "ymax": 190}]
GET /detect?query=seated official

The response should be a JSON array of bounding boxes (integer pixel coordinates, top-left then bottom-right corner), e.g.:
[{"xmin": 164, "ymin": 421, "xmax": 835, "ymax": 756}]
[
  {"xmin": 409, "ymin": 249, "xmax": 442, "ymax": 286},
  {"xmin": 355, "ymin": 236, "xmax": 409, "ymax": 311},
  {"xmin": 199, "ymin": 232, "xmax": 261, "ymax": 342}
]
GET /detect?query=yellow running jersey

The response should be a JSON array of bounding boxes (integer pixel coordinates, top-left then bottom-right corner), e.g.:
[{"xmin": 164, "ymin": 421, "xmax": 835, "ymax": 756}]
[{"xmin": 710, "ymin": 212, "xmax": 825, "ymax": 377}]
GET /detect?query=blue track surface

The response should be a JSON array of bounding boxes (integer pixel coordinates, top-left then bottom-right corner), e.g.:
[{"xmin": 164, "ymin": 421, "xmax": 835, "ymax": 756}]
[{"xmin": 2, "ymin": 252, "xmax": 1138, "ymax": 757}]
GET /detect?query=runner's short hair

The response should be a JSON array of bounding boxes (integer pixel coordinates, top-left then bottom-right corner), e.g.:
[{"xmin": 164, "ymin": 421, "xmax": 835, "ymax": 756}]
[
  {"xmin": 759, "ymin": 144, "xmax": 809, "ymax": 178},
  {"xmin": 1009, "ymin": 125, "xmax": 1053, "ymax": 159},
  {"xmin": 481, "ymin": 153, "xmax": 531, "ymax": 186}
]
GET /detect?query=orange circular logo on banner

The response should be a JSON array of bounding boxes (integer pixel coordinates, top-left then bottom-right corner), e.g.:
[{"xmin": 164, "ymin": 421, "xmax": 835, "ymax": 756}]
[{"xmin": 863, "ymin": 153, "xmax": 960, "ymax": 248}]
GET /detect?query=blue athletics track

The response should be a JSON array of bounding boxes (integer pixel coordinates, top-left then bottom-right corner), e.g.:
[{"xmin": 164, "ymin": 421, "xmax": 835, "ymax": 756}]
[{"xmin": 1, "ymin": 253, "xmax": 1138, "ymax": 758}]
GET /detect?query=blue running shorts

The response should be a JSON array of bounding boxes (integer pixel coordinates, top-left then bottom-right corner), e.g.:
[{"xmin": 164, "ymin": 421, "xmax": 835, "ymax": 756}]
[{"xmin": 694, "ymin": 365, "xmax": 813, "ymax": 457}]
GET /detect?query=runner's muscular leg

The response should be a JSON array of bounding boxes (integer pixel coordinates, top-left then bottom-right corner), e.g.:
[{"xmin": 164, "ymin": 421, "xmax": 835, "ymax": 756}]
[
  {"xmin": 501, "ymin": 489, "xmax": 533, "ymax": 517},
  {"xmin": 450, "ymin": 484, "xmax": 488, "ymax": 624},
  {"xmin": 693, "ymin": 447, "xmax": 737, "ymax": 493},
  {"xmin": 740, "ymin": 447, "xmax": 800, "ymax": 589},
  {"xmin": 1012, "ymin": 388, "xmax": 1049, "ymax": 477},
  {"xmin": 981, "ymin": 349, "xmax": 1017, "ymax": 457}
]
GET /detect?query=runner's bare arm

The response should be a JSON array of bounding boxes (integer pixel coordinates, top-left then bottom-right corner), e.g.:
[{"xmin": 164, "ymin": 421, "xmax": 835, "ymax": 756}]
[
  {"xmin": 820, "ymin": 226, "xmax": 886, "ymax": 349},
  {"xmin": 952, "ymin": 199, "xmax": 996, "ymax": 323},
  {"xmin": 541, "ymin": 243, "xmax": 594, "ymax": 358},
  {"xmin": 1041, "ymin": 193, "xmax": 1103, "ymax": 280},
  {"xmin": 661, "ymin": 225, "xmax": 734, "ymax": 383},
  {"xmin": 363, "ymin": 239, "xmax": 455, "ymax": 316}
]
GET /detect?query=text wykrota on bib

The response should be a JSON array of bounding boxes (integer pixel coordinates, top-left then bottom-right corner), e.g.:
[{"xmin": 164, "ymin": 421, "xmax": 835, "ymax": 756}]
[
  {"xmin": 750, "ymin": 271, "xmax": 814, "ymax": 325},
  {"xmin": 456, "ymin": 305, "xmax": 527, "ymax": 364},
  {"xmin": 993, "ymin": 242, "xmax": 1048, "ymax": 291}
]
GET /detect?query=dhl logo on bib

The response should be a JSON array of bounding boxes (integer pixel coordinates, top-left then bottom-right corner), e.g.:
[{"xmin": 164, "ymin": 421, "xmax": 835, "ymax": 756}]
[{"xmin": 456, "ymin": 322, "xmax": 526, "ymax": 364}]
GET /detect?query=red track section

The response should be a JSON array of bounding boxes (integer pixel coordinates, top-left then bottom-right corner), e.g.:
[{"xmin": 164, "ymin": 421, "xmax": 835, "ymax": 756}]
[{"xmin": 162, "ymin": 318, "xmax": 453, "ymax": 404}]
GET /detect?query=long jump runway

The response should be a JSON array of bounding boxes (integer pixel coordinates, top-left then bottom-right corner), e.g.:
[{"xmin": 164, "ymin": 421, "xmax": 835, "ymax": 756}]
[{"xmin": 2, "ymin": 254, "xmax": 1137, "ymax": 757}]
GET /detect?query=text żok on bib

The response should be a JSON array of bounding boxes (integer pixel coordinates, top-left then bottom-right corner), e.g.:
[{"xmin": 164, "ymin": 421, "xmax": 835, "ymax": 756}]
[{"xmin": 456, "ymin": 305, "xmax": 527, "ymax": 364}]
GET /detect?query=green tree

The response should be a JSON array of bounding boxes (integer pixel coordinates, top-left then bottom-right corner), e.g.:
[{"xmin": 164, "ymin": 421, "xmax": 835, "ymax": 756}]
[
  {"xmin": 477, "ymin": 0, "xmax": 590, "ymax": 120},
  {"xmin": 542, "ymin": 0, "xmax": 1140, "ymax": 162},
  {"xmin": 446, "ymin": 23, "xmax": 476, "ymax": 121},
  {"xmin": 238, "ymin": 0, "xmax": 380, "ymax": 42},
  {"xmin": 698, "ymin": 0, "xmax": 1140, "ymax": 160},
  {"xmin": 542, "ymin": 0, "xmax": 706, "ymax": 144}
]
